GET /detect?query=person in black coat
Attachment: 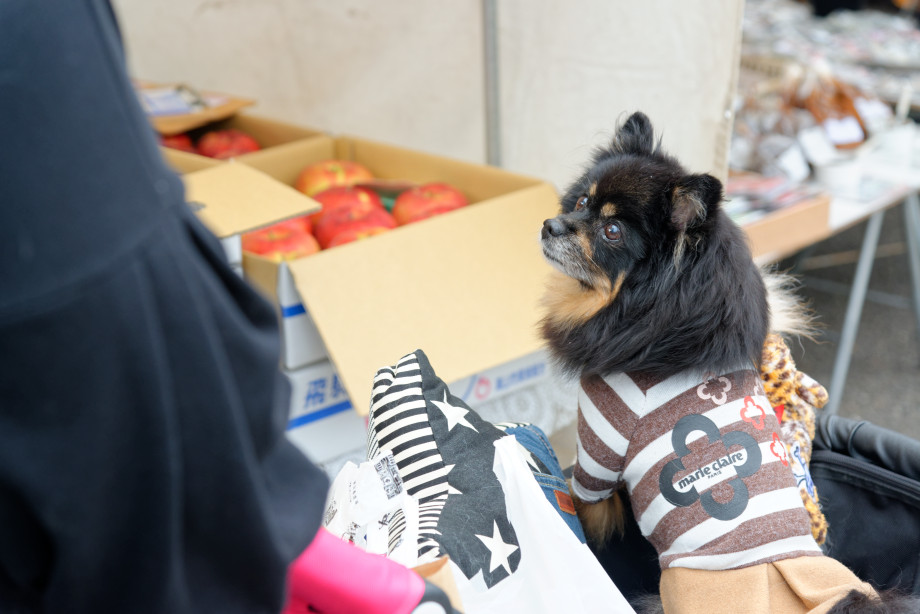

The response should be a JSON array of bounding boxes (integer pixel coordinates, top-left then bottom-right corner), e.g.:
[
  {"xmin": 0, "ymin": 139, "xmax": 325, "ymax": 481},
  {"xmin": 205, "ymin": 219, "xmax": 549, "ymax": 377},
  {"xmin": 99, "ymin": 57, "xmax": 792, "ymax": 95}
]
[{"xmin": 0, "ymin": 2, "xmax": 330, "ymax": 611}]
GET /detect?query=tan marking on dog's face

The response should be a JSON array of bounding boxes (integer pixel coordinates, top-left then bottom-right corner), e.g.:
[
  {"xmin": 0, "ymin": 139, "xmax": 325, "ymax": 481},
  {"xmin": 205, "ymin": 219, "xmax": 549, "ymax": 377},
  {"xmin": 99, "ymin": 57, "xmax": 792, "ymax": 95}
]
[
  {"xmin": 610, "ymin": 270, "xmax": 626, "ymax": 301},
  {"xmin": 577, "ymin": 232, "xmax": 594, "ymax": 262},
  {"xmin": 601, "ymin": 202, "xmax": 617, "ymax": 218},
  {"xmin": 589, "ymin": 183, "xmax": 597, "ymax": 197},
  {"xmin": 541, "ymin": 269, "xmax": 626, "ymax": 328}
]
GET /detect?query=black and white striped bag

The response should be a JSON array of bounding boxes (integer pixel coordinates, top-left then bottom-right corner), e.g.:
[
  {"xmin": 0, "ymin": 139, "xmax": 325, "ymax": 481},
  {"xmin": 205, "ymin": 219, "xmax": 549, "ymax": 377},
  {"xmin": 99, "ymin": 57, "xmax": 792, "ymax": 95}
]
[{"xmin": 367, "ymin": 350, "xmax": 521, "ymax": 586}]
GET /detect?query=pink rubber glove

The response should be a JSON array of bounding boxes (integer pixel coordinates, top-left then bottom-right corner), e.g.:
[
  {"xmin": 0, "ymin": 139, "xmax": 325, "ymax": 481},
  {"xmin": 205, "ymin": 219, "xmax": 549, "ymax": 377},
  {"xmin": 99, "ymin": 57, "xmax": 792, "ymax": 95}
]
[{"xmin": 283, "ymin": 527, "xmax": 428, "ymax": 614}]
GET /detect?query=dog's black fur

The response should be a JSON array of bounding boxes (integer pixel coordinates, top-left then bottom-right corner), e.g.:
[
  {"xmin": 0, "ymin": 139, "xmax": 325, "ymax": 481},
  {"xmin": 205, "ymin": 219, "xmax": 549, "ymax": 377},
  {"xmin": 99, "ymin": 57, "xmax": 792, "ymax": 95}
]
[
  {"xmin": 541, "ymin": 112, "xmax": 920, "ymax": 613},
  {"xmin": 540, "ymin": 112, "xmax": 768, "ymax": 379},
  {"xmin": 826, "ymin": 590, "xmax": 920, "ymax": 614}
]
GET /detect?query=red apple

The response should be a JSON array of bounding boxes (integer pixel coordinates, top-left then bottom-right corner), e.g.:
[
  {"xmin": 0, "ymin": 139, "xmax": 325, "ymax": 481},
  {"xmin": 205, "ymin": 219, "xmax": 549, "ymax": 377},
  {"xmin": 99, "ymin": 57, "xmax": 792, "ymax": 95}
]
[
  {"xmin": 197, "ymin": 129, "xmax": 261, "ymax": 159},
  {"xmin": 326, "ymin": 224, "xmax": 392, "ymax": 248},
  {"xmin": 241, "ymin": 218, "xmax": 320, "ymax": 261},
  {"xmin": 295, "ymin": 160, "xmax": 374, "ymax": 197},
  {"xmin": 160, "ymin": 132, "xmax": 197, "ymax": 153},
  {"xmin": 292, "ymin": 214, "xmax": 313, "ymax": 236},
  {"xmin": 309, "ymin": 185, "xmax": 385, "ymax": 226},
  {"xmin": 392, "ymin": 182, "xmax": 468, "ymax": 225},
  {"xmin": 315, "ymin": 204, "xmax": 396, "ymax": 249}
]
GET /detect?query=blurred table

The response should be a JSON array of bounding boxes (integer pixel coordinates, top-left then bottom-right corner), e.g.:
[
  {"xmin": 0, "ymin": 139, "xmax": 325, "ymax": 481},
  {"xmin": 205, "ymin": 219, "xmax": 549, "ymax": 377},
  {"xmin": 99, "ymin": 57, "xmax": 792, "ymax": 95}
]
[{"xmin": 765, "ymin": 154, "xmax": 920, "ymax": 414}]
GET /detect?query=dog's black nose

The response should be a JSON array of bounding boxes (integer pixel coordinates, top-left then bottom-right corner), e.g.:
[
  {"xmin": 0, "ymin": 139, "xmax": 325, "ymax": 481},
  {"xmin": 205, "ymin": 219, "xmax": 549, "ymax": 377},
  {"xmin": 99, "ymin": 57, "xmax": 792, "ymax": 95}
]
[{"xmin": 543, "ymin": 218, "xmax": 568, "ymax": 238}]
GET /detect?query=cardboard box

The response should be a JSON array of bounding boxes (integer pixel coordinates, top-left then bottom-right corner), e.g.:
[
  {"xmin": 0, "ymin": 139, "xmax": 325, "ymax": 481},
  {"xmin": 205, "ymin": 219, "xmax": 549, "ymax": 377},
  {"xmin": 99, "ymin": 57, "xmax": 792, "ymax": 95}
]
[
  {"xmin": 181, "ymin": 163, "xmax": 320, "ymax": 275},
  {"xmin": 450, "ymin": 350, "xmax": 550, "ymax": 408},
  {"xmin": 745, "ymin": 194, "xmax": 832, "ymax": 264},
  {"xmin": 138, "ymin": 79, "xmax": 326, "ymax": 164},
  {"xmin": 161, "ymin": 146, "xmax": 223, "ymax": 175},
  {"xmin": 240, "ymin": 135, "xmax": 561, "ymax": 414},
  {"xmin": 175, "ymin": 113, "xmax": 327, "ymax": 164},
  {"xmin": 136, "ymin": 81, "xmax": 255, "ymax": 136}
]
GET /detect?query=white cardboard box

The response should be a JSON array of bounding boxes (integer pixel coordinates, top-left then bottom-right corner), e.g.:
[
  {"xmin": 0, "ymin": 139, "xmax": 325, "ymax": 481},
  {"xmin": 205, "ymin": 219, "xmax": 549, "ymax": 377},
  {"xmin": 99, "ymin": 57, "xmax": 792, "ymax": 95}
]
[
  {"xmin": 276, "ymin": 263, "xmax": 329, "ymax": 369},
  {"xmin": 449, "ymin": 350, "xmax": 550, "ymax": 408},
  {"xmin": 285, "ymin": 360, "xmax": 368, "ymax": 465}
]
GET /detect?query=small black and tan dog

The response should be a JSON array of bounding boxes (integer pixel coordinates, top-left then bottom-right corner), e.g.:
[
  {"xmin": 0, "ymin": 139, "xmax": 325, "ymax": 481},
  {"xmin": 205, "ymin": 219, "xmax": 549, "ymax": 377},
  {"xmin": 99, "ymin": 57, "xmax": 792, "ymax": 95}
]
[
  {"xmin": 540, "ymin": 112, "xmax": 915, "ymax": 613},
  {"xmin": 541, "ymin": 113, "xmax": 767, "ymax": 382}
]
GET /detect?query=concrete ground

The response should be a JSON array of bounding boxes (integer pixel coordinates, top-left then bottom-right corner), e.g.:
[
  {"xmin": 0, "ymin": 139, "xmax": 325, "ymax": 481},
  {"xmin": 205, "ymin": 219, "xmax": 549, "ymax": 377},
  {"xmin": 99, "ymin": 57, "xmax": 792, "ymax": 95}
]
[{"xmin": 779, "ymin": 201, "xmax": 920, "ymax": 441}]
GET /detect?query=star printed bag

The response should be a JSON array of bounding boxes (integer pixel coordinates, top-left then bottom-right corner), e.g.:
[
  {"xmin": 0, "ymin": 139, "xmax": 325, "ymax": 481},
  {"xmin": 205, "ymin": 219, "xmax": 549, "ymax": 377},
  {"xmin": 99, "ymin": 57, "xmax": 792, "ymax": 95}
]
[
  {"xmin": 322, "ymin": 449, "xmax": 423, "ymax": 567},
  {"xmin": 367, "ymin": 350, "xmax": 634, "ymax": 613}
]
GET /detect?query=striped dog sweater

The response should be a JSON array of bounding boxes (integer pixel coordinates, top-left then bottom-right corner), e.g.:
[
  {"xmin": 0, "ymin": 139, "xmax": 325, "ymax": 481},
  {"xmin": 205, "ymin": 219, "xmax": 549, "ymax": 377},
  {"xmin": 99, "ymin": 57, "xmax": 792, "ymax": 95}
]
[{"xmin": 571, "ymin": 367, "xmax": 823, "ymax": 571}]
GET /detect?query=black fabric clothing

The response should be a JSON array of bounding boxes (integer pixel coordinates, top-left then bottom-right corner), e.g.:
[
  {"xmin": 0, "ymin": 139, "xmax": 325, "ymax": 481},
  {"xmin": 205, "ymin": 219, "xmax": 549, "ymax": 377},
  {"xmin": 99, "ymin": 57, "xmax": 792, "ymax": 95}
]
[{"xmin": 0, "ymin": 1, "xmax": 329, "ymax": 612}]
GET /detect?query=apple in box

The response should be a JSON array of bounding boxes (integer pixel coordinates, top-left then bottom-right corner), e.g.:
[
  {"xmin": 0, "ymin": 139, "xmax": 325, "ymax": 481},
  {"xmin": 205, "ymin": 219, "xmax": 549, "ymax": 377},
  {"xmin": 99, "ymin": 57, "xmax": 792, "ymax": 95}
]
[
  {"xmin": 293, "ymin": 215, "xmax": 313, "ymax": 236},
  {"xmin": 313, "ymin": 186, "xmax": 396, "ymax": 248},
  {"xmin": 326, "ymin": 225, "xmax": 391, "ymax": 248},
  {"xmin": 241, "ymin": 217, "xmax": 319, "ymax": 262},
  {"xmin": 160, "ymin": 132, "xmax": 197, "ymax": 153},
  {"xmin": 392, "ymin": 182, "xmax": 468, "ymax": 225},
  {"xmin": 197, "ymin": 129, "xmax": 261, "ymax": 159},
  {"xmin": 295, "ymin": 160, "xmax": 374, "ymax": 197},
  {"xmin": 311, "ymin": 185, "xmax": 384, "ymax": 225},
  {"xmin": 316, "ymin": 207, "xmax": 396, "ymax": 248}
]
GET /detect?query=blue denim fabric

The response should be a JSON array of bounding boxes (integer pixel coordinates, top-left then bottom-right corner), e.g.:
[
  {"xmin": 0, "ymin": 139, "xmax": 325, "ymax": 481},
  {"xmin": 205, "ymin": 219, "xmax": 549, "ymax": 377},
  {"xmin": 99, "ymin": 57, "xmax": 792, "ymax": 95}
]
[{"xmin": 500, "ymin": 423, "xmax": 587, "ymax": 543}]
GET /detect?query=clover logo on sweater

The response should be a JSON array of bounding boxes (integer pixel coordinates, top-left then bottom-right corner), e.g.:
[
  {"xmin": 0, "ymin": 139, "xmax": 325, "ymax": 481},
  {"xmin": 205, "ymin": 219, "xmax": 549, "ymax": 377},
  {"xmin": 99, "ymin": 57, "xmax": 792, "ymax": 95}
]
[
  {"xmin": 740, "ymin": 396, "xmax": 767, "ymax": 429},
  {"xmin": 659, "ymin": 413, "xmax": 763, "ymax": 521},
  {"xmin": 770, "ymin": 432, "xmax": 790, "ymax": 467},
  {"xmin": 697, "ymin": 374, "xmax": 732, "ymax": 405}
]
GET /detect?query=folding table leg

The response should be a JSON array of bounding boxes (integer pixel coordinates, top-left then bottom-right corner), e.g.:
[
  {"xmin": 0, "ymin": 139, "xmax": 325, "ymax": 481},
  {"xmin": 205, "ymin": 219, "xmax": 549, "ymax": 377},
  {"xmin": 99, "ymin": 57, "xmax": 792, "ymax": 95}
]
[
  {"xmin": 903, "ymin": 193, "xmax": 920, "ymax": 344},
  {"xmin": 826, "ymin": 210, "xmax": 885, "ymax": 415}
]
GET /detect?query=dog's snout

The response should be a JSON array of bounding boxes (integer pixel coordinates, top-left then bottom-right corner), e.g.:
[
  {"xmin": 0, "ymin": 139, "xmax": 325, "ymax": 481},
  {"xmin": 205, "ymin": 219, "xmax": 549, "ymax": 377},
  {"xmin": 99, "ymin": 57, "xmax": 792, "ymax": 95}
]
[{"xmin": 542, "ymin": 217, "xmax": 568, "ymax": 238}]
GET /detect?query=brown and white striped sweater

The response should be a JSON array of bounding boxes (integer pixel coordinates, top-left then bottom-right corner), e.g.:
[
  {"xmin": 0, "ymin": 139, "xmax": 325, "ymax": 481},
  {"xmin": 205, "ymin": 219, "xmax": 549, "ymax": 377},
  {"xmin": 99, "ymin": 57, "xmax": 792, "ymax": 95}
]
[{"xmin": 571, "ymin": 367, "xmax": 822, "ymax": 571}]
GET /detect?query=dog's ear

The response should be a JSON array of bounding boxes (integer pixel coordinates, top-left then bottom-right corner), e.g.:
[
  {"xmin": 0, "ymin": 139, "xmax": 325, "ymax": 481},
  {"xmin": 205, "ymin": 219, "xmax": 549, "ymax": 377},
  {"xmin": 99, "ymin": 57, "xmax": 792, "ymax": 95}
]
[
  {"xmin": 670, "ymin": 173, "xmax": 723, "ymax": 233},
  {"xmin": 609, "ymin": 111, "xmax": 656, "ymax": 156}
]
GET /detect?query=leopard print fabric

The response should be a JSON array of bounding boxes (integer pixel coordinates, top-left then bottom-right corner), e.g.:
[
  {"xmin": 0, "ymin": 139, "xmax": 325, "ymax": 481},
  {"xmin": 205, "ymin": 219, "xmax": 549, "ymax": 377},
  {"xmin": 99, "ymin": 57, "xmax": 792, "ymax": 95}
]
[{"xmin": 760, "ymin": 333, "xmax": 829, "ymax": 544}]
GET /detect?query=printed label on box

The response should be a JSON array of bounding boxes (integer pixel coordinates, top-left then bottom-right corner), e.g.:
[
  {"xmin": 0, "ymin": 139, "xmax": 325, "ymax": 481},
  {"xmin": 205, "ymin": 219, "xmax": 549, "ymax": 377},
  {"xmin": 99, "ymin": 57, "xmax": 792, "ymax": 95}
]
[
  {"xmin": 289, "ymin": 368, "xmax": 353, "ymax": 428},
  {"xmin": 285, "ymin": 361, "xmax": 367, "ymax": 464},
  {"xmin": 452, "ymin": 351, "xmax": 549, "ymax": 406}
]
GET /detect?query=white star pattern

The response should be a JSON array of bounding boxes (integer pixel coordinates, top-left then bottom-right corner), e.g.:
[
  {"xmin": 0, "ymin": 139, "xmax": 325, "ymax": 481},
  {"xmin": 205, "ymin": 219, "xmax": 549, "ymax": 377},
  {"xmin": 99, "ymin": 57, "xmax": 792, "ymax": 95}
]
[
  {"xmin": 510, "ymin": 437, "xmax": 540, "ymax": 471},
  {"xmin": 431, "ymin": 391, "xmax": 478, "ymax": 432},
  {"xmin": 443, "ymin": 464, "xmax": 463, "ymax": 495},
  {"xmin": 475, "ymin": 521, "xmax": 519, "ymax": 575}
]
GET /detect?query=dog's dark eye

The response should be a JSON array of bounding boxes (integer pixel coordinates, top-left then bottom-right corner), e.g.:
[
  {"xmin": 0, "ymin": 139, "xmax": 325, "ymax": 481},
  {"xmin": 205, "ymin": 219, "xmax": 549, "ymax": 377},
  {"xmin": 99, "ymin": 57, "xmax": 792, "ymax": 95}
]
[
  {"xmin": 604, "ymin": 223, "xmax": 622, "ymax": 242},
  {"xmin": 575, "ymin": 196, "xmax": 589, "ymax": 211}
]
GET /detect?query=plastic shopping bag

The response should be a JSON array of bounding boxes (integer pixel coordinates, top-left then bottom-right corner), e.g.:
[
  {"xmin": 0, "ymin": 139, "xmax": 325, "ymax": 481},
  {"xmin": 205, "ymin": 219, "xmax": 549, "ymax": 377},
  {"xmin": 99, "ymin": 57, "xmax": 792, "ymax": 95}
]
[{"xmin": 448, "ymin": 436, "xmax": 635, "ymax": 613}]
